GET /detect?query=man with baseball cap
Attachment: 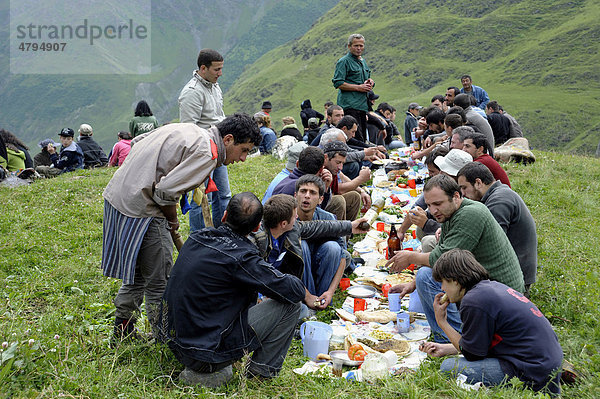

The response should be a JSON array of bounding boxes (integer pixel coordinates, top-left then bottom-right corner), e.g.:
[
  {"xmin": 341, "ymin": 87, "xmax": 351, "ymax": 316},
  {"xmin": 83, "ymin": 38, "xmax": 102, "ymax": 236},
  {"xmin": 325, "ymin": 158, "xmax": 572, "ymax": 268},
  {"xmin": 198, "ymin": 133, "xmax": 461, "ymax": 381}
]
[
  {"xmin": 404, "ymin": 102, "xmax": 422, "ymax": 145},
  {"xmin": 77, "ymin": 123, "xmax": 108, "ymax": 168},
  {"xmin": 434, "ymin": 148, "xmax": 473, "ymax": 178},
  {"xmin": 35, "ymin": 128, "xmax": 84, "ymax": 177}
]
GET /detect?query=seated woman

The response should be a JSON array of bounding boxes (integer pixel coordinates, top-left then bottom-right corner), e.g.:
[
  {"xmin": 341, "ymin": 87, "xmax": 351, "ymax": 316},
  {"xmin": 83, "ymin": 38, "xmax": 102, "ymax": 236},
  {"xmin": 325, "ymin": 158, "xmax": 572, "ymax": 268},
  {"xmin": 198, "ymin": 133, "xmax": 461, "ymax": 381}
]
[
  {"xmin": 254, "ymin": 112, "xmax": 277, "ymax": 154},
  {"xmin": 280, "ymin": 116, "xmax": 303, "ymax": 141},
  {"xmin": 0, "ymin": 129, "xmax": 33, "ymax": 171},
  {"xmin": 109, "ymin": 131, "xmax": 133, "ymax": 166},
  {"xmin": 423, "ymin": 248, "xmax": 562, "ymax": 396}
]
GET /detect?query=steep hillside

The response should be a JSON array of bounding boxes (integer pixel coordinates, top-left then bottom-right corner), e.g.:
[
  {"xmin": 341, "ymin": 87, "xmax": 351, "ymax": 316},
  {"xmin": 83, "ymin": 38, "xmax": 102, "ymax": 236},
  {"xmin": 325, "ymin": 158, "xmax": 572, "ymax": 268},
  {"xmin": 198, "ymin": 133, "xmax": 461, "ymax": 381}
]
[
  {"xmin": 0, "ymin": 0, "xmax": 338, "ymax": 149},
  {"xmin": 225, "ymin": 0, "xmax": 600, "ymax": 153}
]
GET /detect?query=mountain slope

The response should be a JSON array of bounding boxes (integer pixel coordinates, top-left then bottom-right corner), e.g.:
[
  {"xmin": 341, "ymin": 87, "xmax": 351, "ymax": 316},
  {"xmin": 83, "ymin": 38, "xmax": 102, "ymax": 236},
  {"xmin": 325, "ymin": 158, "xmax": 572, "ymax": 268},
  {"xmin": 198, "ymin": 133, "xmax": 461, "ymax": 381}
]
[
  {"xmin": 225, "ymin": 0, "xmax": 600, "ymax": 153},
  {"xmin": 0, "ymin": 0, "xmax": 339, "ymax": 149}
]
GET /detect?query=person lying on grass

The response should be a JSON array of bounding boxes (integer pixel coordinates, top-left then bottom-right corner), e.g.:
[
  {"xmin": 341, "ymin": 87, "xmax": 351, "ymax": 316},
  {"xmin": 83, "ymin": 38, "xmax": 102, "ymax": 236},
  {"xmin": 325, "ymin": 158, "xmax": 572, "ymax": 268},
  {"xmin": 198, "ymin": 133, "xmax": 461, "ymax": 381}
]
[{"xmin": 420, "ymin": 248, "xmax": 562, "ymax": 396}]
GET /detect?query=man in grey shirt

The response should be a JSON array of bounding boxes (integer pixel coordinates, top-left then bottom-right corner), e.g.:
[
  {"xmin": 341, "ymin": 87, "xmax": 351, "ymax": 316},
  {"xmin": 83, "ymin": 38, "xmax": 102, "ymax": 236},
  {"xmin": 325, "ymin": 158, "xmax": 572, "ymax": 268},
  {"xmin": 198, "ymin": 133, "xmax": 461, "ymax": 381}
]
[
  {"xmin": 179, "ymin": 49, "xmax": 230, "ymax": 231},
  {"xmin": 457, "ymin": 162, "xmax": 537, "ymax": 296}
]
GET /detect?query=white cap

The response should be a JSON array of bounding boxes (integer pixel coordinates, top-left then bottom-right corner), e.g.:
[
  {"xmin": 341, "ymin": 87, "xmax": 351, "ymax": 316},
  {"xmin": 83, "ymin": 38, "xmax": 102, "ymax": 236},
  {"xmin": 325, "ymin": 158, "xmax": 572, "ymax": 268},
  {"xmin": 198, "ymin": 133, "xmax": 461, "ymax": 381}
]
[{"xmin": 434, "ymin": 149, "xmax": 473, "ymax": 176}]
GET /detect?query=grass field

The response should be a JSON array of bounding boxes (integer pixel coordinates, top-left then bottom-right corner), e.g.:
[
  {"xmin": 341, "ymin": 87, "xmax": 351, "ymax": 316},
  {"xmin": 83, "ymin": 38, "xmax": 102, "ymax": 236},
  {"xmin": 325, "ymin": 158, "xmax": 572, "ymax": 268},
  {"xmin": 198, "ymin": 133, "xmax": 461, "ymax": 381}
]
[{"xmin": 0, "ymin": 151, "xmax": 599, "ymax": 398}]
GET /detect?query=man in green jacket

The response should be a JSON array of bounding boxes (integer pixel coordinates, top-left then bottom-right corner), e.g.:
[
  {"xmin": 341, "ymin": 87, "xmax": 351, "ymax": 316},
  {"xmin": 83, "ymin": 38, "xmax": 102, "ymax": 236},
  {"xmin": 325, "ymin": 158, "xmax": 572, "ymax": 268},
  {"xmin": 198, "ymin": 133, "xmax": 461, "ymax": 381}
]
[
  {"xmin": 332, "ymin": 33, "xmax": 374, "ymax": 143},
  {"xmin": 387, "ymin": 174, "xmax": 524, "ymax": 343}
]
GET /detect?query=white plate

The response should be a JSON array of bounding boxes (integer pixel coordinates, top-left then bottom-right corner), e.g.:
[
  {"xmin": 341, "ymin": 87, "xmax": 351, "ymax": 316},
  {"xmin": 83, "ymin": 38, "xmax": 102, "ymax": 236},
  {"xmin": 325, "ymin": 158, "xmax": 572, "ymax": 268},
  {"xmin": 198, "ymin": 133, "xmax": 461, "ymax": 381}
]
[{"xmin": 346, "ymin": 285, "xmax": 377, "ymax": 298}]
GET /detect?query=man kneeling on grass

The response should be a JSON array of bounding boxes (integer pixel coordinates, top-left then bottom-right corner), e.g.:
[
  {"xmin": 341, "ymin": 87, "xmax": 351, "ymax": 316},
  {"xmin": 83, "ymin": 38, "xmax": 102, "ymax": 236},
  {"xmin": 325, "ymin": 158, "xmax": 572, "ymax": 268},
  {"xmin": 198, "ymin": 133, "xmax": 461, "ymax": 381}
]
[
  {"xmin": 161, "ymin": 192, "xmax": 305, "ymax": 387},
  {"xmin": 421, "ymin": 248, "xmax": 562, "ymax": 396}
]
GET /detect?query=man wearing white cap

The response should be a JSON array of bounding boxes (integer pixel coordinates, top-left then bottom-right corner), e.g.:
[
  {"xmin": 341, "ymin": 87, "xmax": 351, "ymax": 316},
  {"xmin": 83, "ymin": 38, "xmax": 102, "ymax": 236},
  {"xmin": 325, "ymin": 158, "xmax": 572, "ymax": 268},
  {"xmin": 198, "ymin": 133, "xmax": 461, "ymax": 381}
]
[
  {"xmin": 434, "ymin": 148, "xmax": 473, "ymax": 178},
  {"xmin": 77, "ymin": 124, "xmax": 108, "ymax": 168}
]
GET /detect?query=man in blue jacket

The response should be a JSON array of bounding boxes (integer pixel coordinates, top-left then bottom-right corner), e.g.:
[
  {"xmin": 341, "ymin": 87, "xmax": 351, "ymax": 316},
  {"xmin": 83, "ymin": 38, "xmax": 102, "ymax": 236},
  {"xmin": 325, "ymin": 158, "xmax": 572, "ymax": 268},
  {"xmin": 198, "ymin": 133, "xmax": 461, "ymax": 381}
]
[
  {"xmin": 162, "ymin": 192, "xmax": 305, "ymax": 387},
  {"xmin": 36, "ymin": 128, "xmax": 84, "ymax": 177},
  {"xmin": 460, "ymin": 75, "xmax": 490, "ymax": 109}
]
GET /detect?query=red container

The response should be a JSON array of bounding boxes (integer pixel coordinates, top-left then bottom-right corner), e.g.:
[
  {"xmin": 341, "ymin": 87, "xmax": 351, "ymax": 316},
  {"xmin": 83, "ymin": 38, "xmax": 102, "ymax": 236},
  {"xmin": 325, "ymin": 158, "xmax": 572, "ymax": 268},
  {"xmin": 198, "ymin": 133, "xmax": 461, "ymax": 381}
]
[
  {"xmin": 381, "ymin": 283, "xmax": 392, "ymax": 298},
  {"xmin": 354, "ymin": 298, "xmax": 367, "ymax": 312},
  {"xmin": 339, "ymin": 278, "xmax": 351, "ymax": 291},
  {"xmin": 408, "ymin": 179, "xmax": 416, "ymax": 189}
]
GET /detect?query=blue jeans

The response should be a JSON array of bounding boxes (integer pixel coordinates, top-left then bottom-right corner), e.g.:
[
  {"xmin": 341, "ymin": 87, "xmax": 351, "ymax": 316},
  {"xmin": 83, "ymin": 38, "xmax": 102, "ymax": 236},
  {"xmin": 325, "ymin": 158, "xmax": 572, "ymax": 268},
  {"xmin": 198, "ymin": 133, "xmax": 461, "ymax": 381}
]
[
  {"xmin": 189, "ymin": 165, "xmax": 231, "ymax": 231},
  {"xmin": 415, "ymin": 267, "xmax": 462, "ymax": 342},
  {"xmin": 440, "ymin": 356, "xmax": 507, "ymax": 386},
  {"xmin": 301, "ymin": 240, "xmax": 342, "ymax": 296}
]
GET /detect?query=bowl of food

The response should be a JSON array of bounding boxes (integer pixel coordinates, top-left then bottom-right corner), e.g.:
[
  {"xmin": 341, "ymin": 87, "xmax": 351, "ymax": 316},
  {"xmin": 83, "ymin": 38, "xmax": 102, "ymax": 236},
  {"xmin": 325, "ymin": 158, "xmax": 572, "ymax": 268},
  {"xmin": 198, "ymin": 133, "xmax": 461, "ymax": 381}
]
[{"xmin": 346, "ymin": 285, "xmax": 377, "ymax": 298}]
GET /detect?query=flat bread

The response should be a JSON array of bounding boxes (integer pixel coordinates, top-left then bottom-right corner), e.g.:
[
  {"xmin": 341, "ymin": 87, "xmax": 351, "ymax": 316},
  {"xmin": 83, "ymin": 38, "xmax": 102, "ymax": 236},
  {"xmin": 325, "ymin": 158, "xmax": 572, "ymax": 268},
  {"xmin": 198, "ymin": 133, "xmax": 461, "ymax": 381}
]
[
  {"xmin": 354, "ymin": 310, "xmax": 397, "ymax": 324},
  {"xmin": 385, "ymin": 273, "xmax": 415, "ymax": 286},
  {"xmin": 373, "ymin": 339, "xmax": 410, "ymax": 357}
]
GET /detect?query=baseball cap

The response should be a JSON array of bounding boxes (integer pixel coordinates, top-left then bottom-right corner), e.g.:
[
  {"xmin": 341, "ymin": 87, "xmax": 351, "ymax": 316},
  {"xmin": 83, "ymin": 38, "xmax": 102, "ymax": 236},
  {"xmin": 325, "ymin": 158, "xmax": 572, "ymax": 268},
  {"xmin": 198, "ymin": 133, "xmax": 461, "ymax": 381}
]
[
  {"xmin": 78, "ymin": 123, "xmax": 93, "ymax": 135},
  {"xmin": 286, "ymin": 142, "xmax": 308, "ymax": 170},
  {"xmin": 434, "ymin": 149, "xmax": 473, "ymax": 176},
  {"xmin": 408, "ymin": 102, "xmax": 423, "ymax": 110},
  {"xmin": 59, "ymin": 128, "xmax": 75, "ymax": 137},
  {"xmin": 367, "ymin": 91, "xmax": 379, "ymax": 101},
  {"xmin": 38, "ymin": 138, "xmax": 59, "ymax": 148}
]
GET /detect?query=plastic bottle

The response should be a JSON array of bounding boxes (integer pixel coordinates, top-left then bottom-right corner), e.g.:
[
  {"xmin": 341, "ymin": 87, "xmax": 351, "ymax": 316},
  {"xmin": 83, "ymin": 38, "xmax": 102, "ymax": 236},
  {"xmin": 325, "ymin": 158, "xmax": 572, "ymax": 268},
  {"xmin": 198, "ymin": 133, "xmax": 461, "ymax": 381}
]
[{"xmin": 360, "ymin": 197, "xmax": 386, "ymax": 229}]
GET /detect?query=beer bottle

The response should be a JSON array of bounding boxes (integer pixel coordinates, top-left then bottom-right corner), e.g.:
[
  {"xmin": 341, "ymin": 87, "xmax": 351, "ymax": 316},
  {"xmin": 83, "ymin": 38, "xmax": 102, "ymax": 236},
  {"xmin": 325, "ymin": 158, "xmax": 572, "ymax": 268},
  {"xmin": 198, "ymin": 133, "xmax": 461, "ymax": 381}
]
[{"xmin": 387, "ymin": 223, "xmax": 401, "ymax": 258}]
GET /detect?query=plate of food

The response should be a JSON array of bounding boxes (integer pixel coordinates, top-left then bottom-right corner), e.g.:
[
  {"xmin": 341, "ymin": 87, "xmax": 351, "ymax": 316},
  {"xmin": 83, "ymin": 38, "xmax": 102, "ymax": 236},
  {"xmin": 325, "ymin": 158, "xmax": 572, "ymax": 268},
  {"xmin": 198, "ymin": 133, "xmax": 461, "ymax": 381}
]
[{"xmin": 346, "ymin": 285, "xmax": 377, "ymax": 298}]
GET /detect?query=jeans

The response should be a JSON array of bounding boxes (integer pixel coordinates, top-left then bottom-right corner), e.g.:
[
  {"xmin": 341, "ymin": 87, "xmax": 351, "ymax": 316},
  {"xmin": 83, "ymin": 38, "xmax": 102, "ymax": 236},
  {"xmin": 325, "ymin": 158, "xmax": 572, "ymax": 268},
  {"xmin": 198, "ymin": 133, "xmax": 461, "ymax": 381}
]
[
  {"xmin": 415, "ymin": 266, "xmax": 462, "ymax": 343},
  {"xmin": 301, "ymin": 240, "xmax": 342, "ymax": 296},
  {"xmin": 174, "ymin": 299, "xmax": 301, "ymax": 378},
  {"xmin": 440, "ymin": 356, "xmax": 507, "ymax": 386},
  {"xmin": 246, "ymin": 299, "xmax": 301, "ymax": 377},
  {"xmin": 189, "ymin": 165, "xmax": 231, "ymax": 231}
]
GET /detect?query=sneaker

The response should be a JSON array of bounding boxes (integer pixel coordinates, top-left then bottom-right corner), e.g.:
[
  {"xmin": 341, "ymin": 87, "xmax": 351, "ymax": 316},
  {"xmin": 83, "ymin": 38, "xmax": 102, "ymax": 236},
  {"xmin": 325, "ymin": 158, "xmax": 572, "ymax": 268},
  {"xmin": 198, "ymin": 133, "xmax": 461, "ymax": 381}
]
[{"xmin": 179, "ymin": 365, "xmax": 233, "ymax": 388}]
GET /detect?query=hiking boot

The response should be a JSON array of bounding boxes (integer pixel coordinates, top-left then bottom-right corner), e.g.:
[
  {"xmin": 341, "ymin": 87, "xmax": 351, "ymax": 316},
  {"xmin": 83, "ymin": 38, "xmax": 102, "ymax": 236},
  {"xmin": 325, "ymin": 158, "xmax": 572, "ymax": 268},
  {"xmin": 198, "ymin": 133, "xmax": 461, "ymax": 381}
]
[{"xmin": 179, "ymin": 365, "xmax": 233, "ymax": 388}]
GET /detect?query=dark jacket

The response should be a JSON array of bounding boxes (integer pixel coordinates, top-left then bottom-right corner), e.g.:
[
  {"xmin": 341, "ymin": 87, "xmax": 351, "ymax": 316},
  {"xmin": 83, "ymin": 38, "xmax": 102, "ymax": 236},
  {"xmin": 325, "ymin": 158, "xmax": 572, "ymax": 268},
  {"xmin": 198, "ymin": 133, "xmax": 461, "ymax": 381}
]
[
  {"xmin": 249, "ymin": 219, "xmax": 352, "ymax": 278},
  {"xmin": 34, "ymin": 151, "xmax": 53, "ymax": 168},
  {"xmin": 487, "ymin": 112, "xmax": 511, "ymax": 146},
  {"xmin": 163, "ymin": 225, "xmax": 305, "ymax": 364},
  {"xmin": 281, "ymin": 126, "xmax": 303, "ymax": 141},
  {"xmin": 77, "ymin": 136, "xmax": 108, "ymax": 167},
  {"xmin": 50, "ymin": 143, "xmax": 84, "ymax": 172},
  {"xmin": 300, "ymin": 100, "xmax": 324, "ymax": 129}
]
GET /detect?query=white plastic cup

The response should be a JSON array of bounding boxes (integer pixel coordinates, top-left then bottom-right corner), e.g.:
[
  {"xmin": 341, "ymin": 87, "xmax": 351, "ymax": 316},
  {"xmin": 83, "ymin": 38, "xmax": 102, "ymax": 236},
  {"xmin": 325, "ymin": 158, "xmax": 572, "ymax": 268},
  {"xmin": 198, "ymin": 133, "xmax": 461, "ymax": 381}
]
[
  {"xmin": 397, "ymin": 311, "xmax": 410, "ymax": 333},
  {"xmin": 388, "ymin": 293, "xmax": 402, "ymax": 312}
]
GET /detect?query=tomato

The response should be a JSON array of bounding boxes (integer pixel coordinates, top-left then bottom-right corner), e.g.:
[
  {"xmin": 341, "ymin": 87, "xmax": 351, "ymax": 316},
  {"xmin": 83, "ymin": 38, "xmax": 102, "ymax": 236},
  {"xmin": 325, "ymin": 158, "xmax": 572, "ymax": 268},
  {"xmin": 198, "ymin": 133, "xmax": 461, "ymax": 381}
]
[
  {"xmin": 353, "ymin": 349, "xmax": 367, "ymax": 361},
  {"xmin": 348, "ymin": 343, "xmax": 364, "ymax": 360},
  {"xmin": 398, "ymin": 183, "xmax": 407, "ymax": 188}
]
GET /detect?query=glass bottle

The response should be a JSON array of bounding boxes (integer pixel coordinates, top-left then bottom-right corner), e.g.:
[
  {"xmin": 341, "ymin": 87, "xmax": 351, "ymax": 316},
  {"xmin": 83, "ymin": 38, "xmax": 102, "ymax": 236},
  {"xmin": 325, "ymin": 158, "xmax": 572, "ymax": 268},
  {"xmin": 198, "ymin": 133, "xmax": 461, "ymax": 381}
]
[{"xmin": 387, "ymin": 223, "xmax": 401, "ymax": 258}]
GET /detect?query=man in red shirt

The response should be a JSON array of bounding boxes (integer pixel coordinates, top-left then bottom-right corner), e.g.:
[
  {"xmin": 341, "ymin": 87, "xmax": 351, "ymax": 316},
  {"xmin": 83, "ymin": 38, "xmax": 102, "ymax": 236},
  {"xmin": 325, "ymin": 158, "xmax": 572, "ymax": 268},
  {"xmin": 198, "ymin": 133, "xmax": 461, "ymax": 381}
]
[{"xmin": 461, "ymin": 132, "xmax": 511, "ymax": 187}]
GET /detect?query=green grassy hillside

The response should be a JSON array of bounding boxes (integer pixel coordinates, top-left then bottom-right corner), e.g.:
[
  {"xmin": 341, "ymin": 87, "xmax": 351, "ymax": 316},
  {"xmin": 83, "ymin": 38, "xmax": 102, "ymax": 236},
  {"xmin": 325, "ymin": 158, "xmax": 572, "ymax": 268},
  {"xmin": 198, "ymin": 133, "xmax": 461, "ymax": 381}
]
[
  {"xmin": 0, "ymin": 0, "xmax": 339, "ymax": 150},
  {"xmin": 225, "ymin": 0, "xmax": 600, "ymax": 153},
  {"xmin": 0, "ymin": 152, "xmax": 599, "ymax": 397}
]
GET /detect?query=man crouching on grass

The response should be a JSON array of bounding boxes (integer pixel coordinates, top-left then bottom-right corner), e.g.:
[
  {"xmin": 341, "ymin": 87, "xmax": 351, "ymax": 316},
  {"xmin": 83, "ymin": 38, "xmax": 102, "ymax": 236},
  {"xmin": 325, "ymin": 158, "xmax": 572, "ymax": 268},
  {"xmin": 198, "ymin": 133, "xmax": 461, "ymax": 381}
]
[
  {"xmin": 161, "ymin": 192, "xmax": 305, "ymax": 387},
  {"xmin": 421, "ymin": 248, "xmax": 562, "ymax": 396}
]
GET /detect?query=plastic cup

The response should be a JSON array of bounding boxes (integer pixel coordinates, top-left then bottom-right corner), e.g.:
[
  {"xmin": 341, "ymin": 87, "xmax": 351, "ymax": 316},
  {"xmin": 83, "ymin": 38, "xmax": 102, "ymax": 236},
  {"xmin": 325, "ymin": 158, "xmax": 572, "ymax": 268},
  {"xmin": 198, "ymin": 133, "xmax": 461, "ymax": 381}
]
[
  {"xmin": 332, "ymin": 356, "xmax": 344, "ymax": 377},
  {"xmin": 376, "ymin": 222, "xmax": 385, "ymax": 232},
  {"xmin": 409, "ymin": 188, "xmax": 418, "ymax": 197},
  {"xmin": 388, "ymin": 293, "xmax": 402, "ymax": 312},
  {"xmin": 408, "ymin": 179, "xmax": 416, "ymax": 189},
  {"xmin": 354, "ymin": 298, "xmax": 367, "ymax": 312},
  {"xmin": 381, "ymin": 283, "xmax": 392, "ymax": 298},
  {"xmin": 397, "ymin": 311, "xmax": 410, "ymax": 333},
  {"xmin": 339, "ymin": 278, "xmax": 351, "ymax": 291}
]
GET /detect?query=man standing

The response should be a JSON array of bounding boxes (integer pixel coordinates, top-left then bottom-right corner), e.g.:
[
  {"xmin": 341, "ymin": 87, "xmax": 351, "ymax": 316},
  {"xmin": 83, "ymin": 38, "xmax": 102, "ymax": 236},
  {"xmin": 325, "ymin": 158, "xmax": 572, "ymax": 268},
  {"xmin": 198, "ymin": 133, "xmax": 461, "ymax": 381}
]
[
  {"xmin": 404, "ymin": 102, "xmax": 422, "ymax": 145},
  {"xmin": 163, "ymin": 192, "xmax": 305, "ymax": 387},
  {"xmin": 387, "ymin": 175, "xmax": 524, "ymax": 342},
  {"xmin": 76, "ymin": 124, "xmax": 108, "ymax": 168},
  {"xmin": 457, "ymin": 162, "xmax": 537, "ymax": 296},
  {"xmin": 102, "ymin": 115, "xmax": 261, "ymax": 340},
  {"xmin": 332, "ymin": 33, "xmax": 374, "ymax": 143},
  {"xmin": 459, "ymin": 75, "xmax": 490, "ymax": 109},
  {"xmin": 179, "ymin": 49, "xmax": 230, "ymax": 231},
  {"xmin": 461, "ymin": 132, "xmax": 511, "ymax": 186}
]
